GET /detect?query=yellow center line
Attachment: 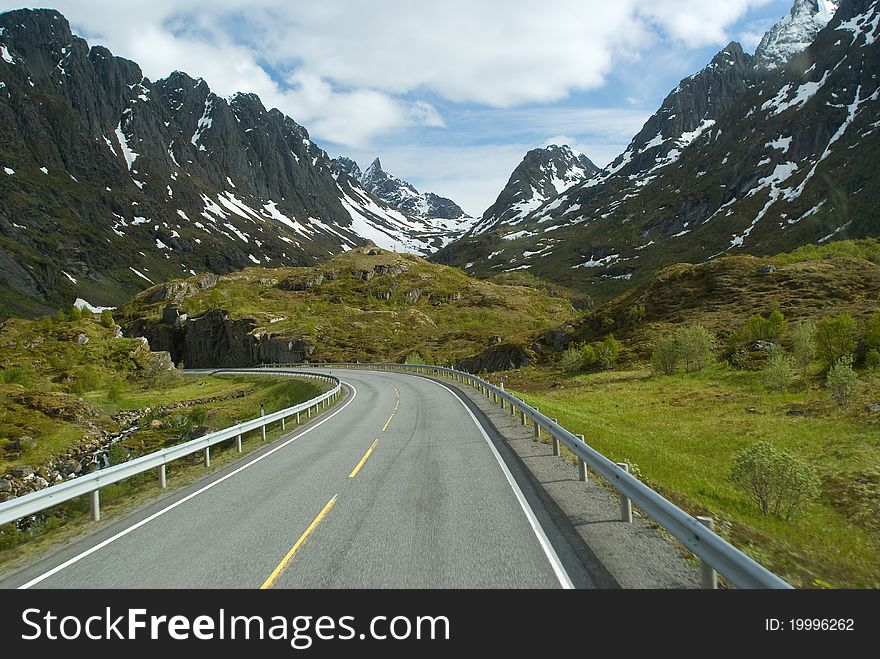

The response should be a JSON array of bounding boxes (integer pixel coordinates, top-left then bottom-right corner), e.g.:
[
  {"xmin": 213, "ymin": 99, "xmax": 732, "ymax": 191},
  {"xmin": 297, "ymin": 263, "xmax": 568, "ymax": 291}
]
[
  {"xmin": 348, "ymin": 438, "xmax": 379, "ymax": 479},
  {"xmin": 382, "ymin": 386, "xmax": 401, "ymax": 432},
  {"xmin": 260, "ymin": 494, "xmax": 338, "ymax": 589}
]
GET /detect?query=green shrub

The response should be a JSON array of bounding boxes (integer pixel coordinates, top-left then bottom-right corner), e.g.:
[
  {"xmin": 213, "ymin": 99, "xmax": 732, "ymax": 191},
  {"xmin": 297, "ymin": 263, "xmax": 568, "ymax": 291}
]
[
  {"xmin": 107, "ymin": 443, "xmax": 128, "ymax": 466},
  {"xmin": 816, "ymin": 313, "xmax": 858, "ymax": 366},
  {"xmin": 69, "ymin": 366, "xmax": 102, "ymax": 394},
  {"xmin": 731, "ymin": 441, "xmax": 820, "ymax": 519},
  {"xmin": 826, "ymin": 356, "xmax": 860, "ymax": 408},
  {"xmin": 580, "ymin": 343, "xmax": 597, "ymax": 370},
  {"xmin": 742, "ymin": 309, "xmax": 787, "ymax": 343},
  {"xmin": 54, "ymin": 309, "xmax": 66, "ymax": 323},
  {"xmin": 652, "ymin": 334, "xmax": 678, "ymax": 375},
  {"xmin": 106, "ymin": 380, "xmax": 124, "ymax": 404},
  {"xmin": 405, "ymin": 352, "xmax": 427, "ymax": 365},
  {"xmin": 189, "ymin": 406, "xmax": 209, "ymax": 426},
  {"xmin": 69, "ymin": 305, "xmax": 82, "ymax": 321},
  {"xmin": 80, "ymin": 307, "xmax": 93, "ymax": 320},
  {"xmin": 100, "ymin": 309, "xmax": 115, "ymax": 328},
  {"xmin": 790, "ymin": 320, "xmax": 816, "ymax": 371},
  {"xmin": 600, "ymin": 316, "xmax": 615, "ymax": 331},
  {"xmin": 595, "ymin": 335, "xmax": 620, "ymax": 371},
  {"xmin": 764, "ymin": 352, "xmax": 796, "ymax": 392},
  {"xmin": 675, "ymin": 324, "xmax": 717, "ymax": 373},
  {"xmin": 560, "ymin": 346, "xmax": 583, "ymax": 372},
  {"xmin": 626, "ymin": 304, "xmax": 646, "ymax": 326},
  {"xmin": 866, "ymin": 349, "xmax": 880, "ymax": 371}
]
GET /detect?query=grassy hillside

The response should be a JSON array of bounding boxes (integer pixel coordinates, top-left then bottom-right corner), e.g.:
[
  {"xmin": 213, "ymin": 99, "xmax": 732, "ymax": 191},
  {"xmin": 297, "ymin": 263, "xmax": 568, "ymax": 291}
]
[
  {"xmin": 118, "ymin": 247, "xmax": 578, "ymax": 364},
  {"xmin": 0, "ymin": 314, "xmax": 322, "ymax": 478},
  {"xmin": 492, "ymin": 240, "xmax": 880, "ymax": 588},
  {"xmin": 568, "ymin": 240, "xmax": 880, "ymax": 360}
]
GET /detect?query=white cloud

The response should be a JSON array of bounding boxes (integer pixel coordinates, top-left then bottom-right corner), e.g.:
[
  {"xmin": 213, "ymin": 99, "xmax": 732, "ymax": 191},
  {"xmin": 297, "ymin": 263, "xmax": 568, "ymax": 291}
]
[{"xmin": 45, "ymin": 0, "xmax": 770, "ymax": 147}]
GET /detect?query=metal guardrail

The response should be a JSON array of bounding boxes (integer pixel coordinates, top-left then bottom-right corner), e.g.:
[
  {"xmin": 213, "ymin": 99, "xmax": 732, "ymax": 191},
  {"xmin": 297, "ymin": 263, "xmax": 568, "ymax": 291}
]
[
  {"xmin": 0, "ymin": 369, "xmax": 342, "ymax": 527},
  {"xmin": 282, "ymin": 361, "xmax": 793, "ymax": 589}
]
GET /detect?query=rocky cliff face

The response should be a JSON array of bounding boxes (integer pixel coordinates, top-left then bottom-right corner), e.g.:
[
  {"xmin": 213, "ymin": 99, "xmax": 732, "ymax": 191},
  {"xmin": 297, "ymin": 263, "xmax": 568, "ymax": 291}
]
[
  {"xmin": 435, "ymin": 0, "xmax": 877, "ymax": 303},
  {"xmin": 0, "ymin": 9, "xmax": 471, "ymax": 318},
  {"xmin": 756, "ymin": 0, "xmax": 840, "ymax": 70}
]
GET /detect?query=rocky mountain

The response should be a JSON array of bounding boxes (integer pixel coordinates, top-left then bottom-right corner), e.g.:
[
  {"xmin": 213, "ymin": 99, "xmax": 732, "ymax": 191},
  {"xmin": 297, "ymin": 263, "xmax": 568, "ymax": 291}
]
[
  {"xmin": 756, "ymin": 0, "xmax": 840, "ymax": 69},
  {"xmin": 0, "ymin": 9, "xmax": 469, "ymax": 319},
  {"xmin": 332, "ymin": 156, "xmax": 475, "ymax": 246},
  {"xmin": 469, "ymin": 144, "xmax": 599, "ymax": 236},
  {"xmin": 433, "ymin": 0, "xmax": 879, "ymax": 303}
]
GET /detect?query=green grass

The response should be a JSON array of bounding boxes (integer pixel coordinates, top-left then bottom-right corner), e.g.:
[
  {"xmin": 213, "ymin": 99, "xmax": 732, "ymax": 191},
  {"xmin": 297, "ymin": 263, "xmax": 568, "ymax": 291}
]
[{"xmin": 505, "ymin": 364, "xmax": 880, "ymax": 588}]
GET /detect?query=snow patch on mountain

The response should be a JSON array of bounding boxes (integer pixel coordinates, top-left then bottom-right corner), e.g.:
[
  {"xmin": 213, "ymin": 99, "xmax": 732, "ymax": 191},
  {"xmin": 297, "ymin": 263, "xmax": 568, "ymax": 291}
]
[{"xmin": 755, "ymin": 0, "xmax": 839, "ymax": 69}]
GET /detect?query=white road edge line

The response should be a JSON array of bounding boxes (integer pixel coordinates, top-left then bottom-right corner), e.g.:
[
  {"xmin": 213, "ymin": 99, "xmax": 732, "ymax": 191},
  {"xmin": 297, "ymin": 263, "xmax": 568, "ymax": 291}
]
[
  {"xmin": 425, "ymin": 378, "xmax": 575, "ymax": 590},
  {"xmin": 17, "ymin": 382, "xmax": 358, "ymax": 589}
]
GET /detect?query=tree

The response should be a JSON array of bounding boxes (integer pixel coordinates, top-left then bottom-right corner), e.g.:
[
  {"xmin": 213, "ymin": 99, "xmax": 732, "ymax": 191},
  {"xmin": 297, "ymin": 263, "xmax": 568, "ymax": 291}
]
[
  {"xmin": 100, "ymin": 309, "xmax": 115, "ymax": 328},
  {"xmin": 764, "ymin": 351, "xmax": 796, "ymax": 392},
  {"xmin": 69, "ymin": 305, "xmax": 82, "ymax": 321},
  {"xmin": 675, "ymin": 324, "xmax": 717, "ymax": 373},
  {"xmin": 826, "ymin": 356, "xmax": 860, "ymax": 408},
  {"xmin": 731, "ymin": 441, "xmax": 820, "ymax": 519},
  {"xmin": 790, "ymin": 320, "xmax": 816, "ymax": 372},
  {"xmin": 595, "ymin": 335, "xmax": 620, "ymax": 371},
  {"xmin": 54, "ymin": 309, "xmax": 66, "ymax": 323},
  {"xmin": 652, "ymin": 334, "xmax": 678, "ymax": 375},
  {"xmin": 815, "ymin": 313, "xmax": 858, "ymax": 366},
  {"xmin": 560, "ymin": 346, "xmax": 583, "ymax": 372}
]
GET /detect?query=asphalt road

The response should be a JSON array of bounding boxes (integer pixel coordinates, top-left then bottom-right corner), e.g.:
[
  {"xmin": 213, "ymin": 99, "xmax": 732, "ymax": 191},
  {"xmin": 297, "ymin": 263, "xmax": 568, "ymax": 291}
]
[{"xmin": 1, "ymin": 368, "xmax": 604, "ymax": 589}]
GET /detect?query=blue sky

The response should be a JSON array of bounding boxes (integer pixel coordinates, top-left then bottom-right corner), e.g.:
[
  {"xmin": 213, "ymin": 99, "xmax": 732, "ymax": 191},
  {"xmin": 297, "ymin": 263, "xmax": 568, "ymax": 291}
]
[{"xmin": 5, "ymin": 0, "xmax": 795, "ymax": 215}]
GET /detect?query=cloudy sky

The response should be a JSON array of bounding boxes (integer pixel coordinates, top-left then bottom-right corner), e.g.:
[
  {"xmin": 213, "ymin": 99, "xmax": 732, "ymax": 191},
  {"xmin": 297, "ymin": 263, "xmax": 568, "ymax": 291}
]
[{"xmin": 5, "ymin": 0, "xmax": 793, "ymax": 215}]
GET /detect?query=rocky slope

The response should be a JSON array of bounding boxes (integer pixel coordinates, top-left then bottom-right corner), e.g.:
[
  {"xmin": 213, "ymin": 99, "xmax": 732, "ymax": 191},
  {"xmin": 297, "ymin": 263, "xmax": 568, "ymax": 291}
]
[
  {"xmin": 434, "ymin": 0, "xmax": 879, "ymax": 303},
  {"xmin": 756, "ymin": 0, "xmax": 840, "ymax": 69},
  {"xmin": 0, "ymin": 9, "xmax": 470, "ymax": 319}
]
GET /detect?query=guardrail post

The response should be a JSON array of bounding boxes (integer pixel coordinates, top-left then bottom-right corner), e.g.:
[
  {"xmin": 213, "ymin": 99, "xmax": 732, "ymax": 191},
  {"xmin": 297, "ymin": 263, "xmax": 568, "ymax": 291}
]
[
  {"xmin": 576, "ymin": 434, "xmax": 587, "ymax": 482},
  {"xmin": 236, "ymin": 434, "xmax": 242, "ymax": 452},
  {"xmin": 296, "ymin": 411, "xmax": 301, "ymax": 424},
  {"xmin": 519, "ymin": 403, "xmax": 526, "ymax": 426},
  {"xmin": 697, "ymin": 516, "xmax": 719, "ymax": 589},
  {"xmin": 534, "ymin": 406, "xmax": 541, "ymax": 439},
  {"xmin": 617, "ymin": 463, "xmax": 633, "ymax": 523},
  {"xmin": 281, "ymin": 416, "xmax": 286, "ymax": 431},
  {"xmin": 510, "ymin": 398, "xmax": 517, "ymax": 417},
  {"xmin": 205, "ymin": 447, "xmax": 211, "ymax": 467},
  {"xmin": 550, "ymin": 419, "xmax": 559, "ymax": 455},
  {"xmin": 90, "ymin": 489, "xmax": 100, "ymax": 521},
  {"xmin": 307, "ymin": 406, "xmax": 312, "ymax": 419},
  {"xmin": 261, "ymin": 402, "xmax": 267, "ymax": 441},
  {"xmin": 158, "ymin": 464, "xmax": 167, "ymax": 488}
]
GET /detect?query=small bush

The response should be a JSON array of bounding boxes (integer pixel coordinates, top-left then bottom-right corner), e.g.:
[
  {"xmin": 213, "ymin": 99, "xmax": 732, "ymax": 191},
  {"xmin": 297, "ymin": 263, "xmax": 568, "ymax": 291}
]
[
  {"xmin": 54, "ymin": 309, "xmax": 66, "ymax": 323},
  {"xmin": 600, "ymin": 316, "xmax": 615, "ymax": 331},
  {"xmin": 626, "ymin": 304, "xmax": 646, "ymax": 326},
  {"xmin": 0, "ymin": 365, "xmax": 36, "ymax": 386},
  {"xmin": 790, "ymin": 320, "xmax": 816, "ymax": 371},
  {"xmin": 80, "ymin": 307, "xmax": 93, "ymax": 320},
  {"xmin": 826, "ymin": 356, "xmax": 860, "ymax": 408},
  {"xmin": 742, "ymin": 309, "xmax": 787, "ymax": 343},
  {"xmin": 866, "ymin": 349, "xmax": 880, "ymax": 371},
  {"xmin": 560, "ymin": 346, "xmax": 583, "ymax": 372},
  {"xmin": 764, "ymin": 352, "xmax": 796, "ymax": 392},
  {"xmin": 731, "ymin": 441, "xmax": 820, "ymax": 519},
  {"xmin": 69, "ymin": 306, "xmax": 82, "ymax": 321},
  {"xmin": 405, "ymin": 352, "xmax": 427, "ymax": 365},
  {"xmin": 675, "ymin": 324, "xmax": 717, "ymax": 373},
  {"xmin": 189, "ymin": 406, "xmax": 209, "ymax": 426},
  {"xmin": 107, "ymin": 443, "xmax": 128, "ymax": 466},
  {"xmin": 652, "ymin": 334, "xmax": 678, "ymax": 375},
  {"xmin": 816, "ymin": 313, "xmax": 858, "ymax": 366},
  {"xmin": 595, "ymin": 335, "xmax": 620, "ymax": 371},
  {"xmin": 100, "ymin": 309, "xmax": 115, "ymax": 328},
  {"xmin": 580, "ymin": 344, "xmax": 597, "ymax": 370},
  {"xmin": 69, "ymin": 366, "xmax": 102, "ymax": 394}
]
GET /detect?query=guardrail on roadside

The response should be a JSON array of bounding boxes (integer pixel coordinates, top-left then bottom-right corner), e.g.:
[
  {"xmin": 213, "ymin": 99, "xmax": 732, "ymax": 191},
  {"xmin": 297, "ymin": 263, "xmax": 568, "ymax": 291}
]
[
  {"xmin": 282, "ymin": 361, "xmax": 793, "ymax": 590},
  {"xmin": 0, "ymin": 370, "xmax": 342, "ymax": 527}
]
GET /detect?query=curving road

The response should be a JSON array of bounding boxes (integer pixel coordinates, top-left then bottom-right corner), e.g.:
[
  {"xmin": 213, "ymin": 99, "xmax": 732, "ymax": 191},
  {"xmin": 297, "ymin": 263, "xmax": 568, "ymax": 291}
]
[{"xmin": 1, "ymin": 368, "xmax": 603, "ymax": 589}]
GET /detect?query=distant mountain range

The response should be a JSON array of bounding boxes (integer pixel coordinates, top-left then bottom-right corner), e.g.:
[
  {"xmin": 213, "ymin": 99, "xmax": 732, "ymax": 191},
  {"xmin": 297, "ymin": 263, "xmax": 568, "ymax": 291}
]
[
  {"xmin": 433, "ymin": 0, "xmax": 879, "ymax": 302},
  {"xmin": 0, "ymin": 8, "xmax": 472, "ymax": 316}
]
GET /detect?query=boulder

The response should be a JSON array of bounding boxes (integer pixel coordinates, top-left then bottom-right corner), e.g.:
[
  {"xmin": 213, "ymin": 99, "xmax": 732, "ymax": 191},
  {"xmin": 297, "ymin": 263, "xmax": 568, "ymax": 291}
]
[
  {"xmin": 457, "ymin": 344, "xmax": 534, "ymax": 373},
  {"xmin": 10, "ymin": 465, "xmax": 34, "ymax": 478},
  {"xmin": 404, "ymin": 288, "xmax": 421, "ymax": 304},
  {"xmin": 34, "ymin": 476, "xmax": 49, "ymax": 489},
  {"xmin": 757, "ymin": 264, "xmax": 776, "ymax": 274},
  {"xmin": 866, "ymin": 403, "xmax": 880, "ymax": 414},
  {"xmin": 74, "ymin": 332, "xmax": 89, "ymax": 345},
  {"xmin": 0, "ymin": 478, "xmax": 11, "ymax": 492}
]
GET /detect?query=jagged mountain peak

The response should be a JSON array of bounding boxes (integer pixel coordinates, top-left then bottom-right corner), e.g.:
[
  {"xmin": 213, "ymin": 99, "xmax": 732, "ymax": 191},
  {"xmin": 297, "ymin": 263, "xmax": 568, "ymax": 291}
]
[
  {"xmin": 352, "ymin": 156, "xmax": 470, "ymax": 223},
  {"xmin": 755, "ymin": 0, "xmax": 839, "ymax": 69},
  {"xmin": 468, "ymin": 144, "xmax": 599, "ymax": 236}
]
